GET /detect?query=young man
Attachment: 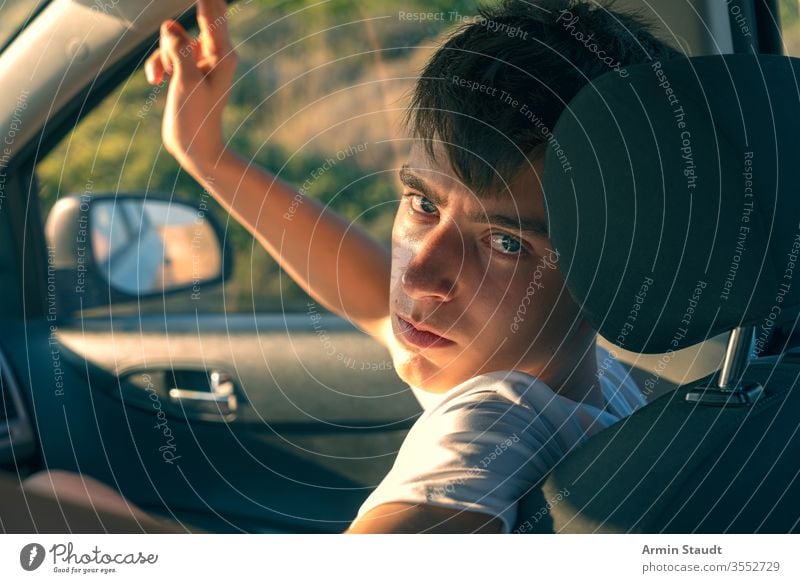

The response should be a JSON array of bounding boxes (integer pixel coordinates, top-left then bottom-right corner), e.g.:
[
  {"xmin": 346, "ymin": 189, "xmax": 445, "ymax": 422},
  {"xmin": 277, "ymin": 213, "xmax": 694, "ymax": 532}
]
[{"xmin": 137, "ymin": 0, "xmax": 680, "ymax": 532}]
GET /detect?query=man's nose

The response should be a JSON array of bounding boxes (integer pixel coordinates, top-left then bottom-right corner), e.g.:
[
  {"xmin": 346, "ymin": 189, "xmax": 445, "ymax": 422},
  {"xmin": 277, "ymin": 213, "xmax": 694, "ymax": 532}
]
[{"xmin": 400, "ymin": 223, "xmax": 463, "ymax": 301}]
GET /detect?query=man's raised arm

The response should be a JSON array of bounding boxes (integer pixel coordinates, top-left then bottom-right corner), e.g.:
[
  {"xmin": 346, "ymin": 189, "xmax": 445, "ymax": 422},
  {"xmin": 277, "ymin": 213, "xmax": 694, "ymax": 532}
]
[{"xmin": 144, "ymin": 0, "xmax": 391, "ymax": 339}]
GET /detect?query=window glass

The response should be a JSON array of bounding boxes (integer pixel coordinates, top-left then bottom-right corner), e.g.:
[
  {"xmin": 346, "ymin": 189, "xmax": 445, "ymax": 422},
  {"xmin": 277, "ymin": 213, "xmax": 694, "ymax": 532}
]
[
  {"xmin": 780, "ymin": 0, "xmax": 800, "ymax": 54},
  {"xmin": 36, "ymin": 0, "xmax": 479, "ymax": 314},
  {"xmin": 0, "ymin": 1, "xmax": 46, "ymax": 50}
]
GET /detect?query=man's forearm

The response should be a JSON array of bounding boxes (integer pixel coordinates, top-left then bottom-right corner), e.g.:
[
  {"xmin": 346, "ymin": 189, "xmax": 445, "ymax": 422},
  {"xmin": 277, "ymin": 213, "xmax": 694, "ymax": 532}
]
[{"xmin": 189, "ymin": 148, "xmax": 391, "ymax": 335}]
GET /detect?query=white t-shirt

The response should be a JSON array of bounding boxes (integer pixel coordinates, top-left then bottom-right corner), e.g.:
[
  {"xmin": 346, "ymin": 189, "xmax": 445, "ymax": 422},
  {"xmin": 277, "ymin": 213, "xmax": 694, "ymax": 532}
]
[{"xmin": 354, "ymin": 344, "xmax": 645, "ymax": 532}]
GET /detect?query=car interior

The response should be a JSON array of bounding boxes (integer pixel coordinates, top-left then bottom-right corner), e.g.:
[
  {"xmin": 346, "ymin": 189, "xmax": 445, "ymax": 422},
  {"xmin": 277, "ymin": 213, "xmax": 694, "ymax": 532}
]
[
  {"xmin": 516, "ymin": 51, "xmax": 800, "ymax": 533},
  {"xmin": 0, "ymin": 0, "xmax": 798, "ymax": 533}
]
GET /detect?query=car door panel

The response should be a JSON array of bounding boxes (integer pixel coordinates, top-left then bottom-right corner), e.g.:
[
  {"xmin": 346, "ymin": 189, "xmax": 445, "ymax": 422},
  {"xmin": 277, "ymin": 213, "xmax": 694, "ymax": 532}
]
[{"xmin": 8, "ymin": 314, "xmax": 418, "ymax": 533}]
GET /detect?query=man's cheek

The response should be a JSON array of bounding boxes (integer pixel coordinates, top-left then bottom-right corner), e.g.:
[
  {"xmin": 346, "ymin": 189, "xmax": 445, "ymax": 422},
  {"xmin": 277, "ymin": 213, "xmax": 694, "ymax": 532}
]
[
  {"xmin": 501, "ymin": 279, "xmax": 558, "ymax": 337},
  {"xmin": 548, "ymin": 277, "xmax": 582, "ymax": 319}
]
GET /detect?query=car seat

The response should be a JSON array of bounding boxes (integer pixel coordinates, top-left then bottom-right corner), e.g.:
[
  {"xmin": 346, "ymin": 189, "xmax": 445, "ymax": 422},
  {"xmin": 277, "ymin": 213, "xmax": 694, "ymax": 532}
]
[{"xmin": 515, "ymin": 54, "xmax": 800, "ymax": 533}]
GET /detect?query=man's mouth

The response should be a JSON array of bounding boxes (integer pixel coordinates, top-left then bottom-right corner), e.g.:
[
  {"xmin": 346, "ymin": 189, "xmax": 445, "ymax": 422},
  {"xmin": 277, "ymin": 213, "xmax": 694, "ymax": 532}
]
[{"xmin": 395, "ymin": 314, "xmax": 455, "ymax": 349}]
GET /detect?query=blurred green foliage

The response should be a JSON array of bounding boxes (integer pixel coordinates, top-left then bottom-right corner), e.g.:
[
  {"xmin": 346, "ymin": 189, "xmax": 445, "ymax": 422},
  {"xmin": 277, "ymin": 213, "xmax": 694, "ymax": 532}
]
[
  {"xmin": 37, "ymin": 0, "xmax": 800, "ymax": 315},
  {"xmin": 779, "ymin": 1, "xmax": 800, "ymax": 57},
  {"xmin": 38, "ymin": 0, "xmax": 494, "ymax": 313},
  {"xmin": 780, "ymin": 0, "xmax": 799, "ymax": 22}
]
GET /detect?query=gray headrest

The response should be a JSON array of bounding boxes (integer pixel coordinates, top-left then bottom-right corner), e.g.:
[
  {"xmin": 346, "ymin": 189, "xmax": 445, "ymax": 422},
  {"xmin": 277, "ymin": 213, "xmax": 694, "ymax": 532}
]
[{"xmin": 544, "ymin": 54, "xmax": 800, "ymax": 353}]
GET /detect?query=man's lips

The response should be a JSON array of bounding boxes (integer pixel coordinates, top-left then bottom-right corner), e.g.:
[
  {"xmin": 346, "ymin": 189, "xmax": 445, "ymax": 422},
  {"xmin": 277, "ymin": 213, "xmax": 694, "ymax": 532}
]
[{"xmin": 395, "ymin": 315, "xmax": 455, "ymax": 349}]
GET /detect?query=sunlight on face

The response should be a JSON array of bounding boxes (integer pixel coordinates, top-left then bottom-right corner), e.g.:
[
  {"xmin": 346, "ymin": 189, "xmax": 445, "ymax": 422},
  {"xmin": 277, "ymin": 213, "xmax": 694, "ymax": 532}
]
[{"xmin": 386, "ymin": 142, "xmax": 593, "ymax": 394}]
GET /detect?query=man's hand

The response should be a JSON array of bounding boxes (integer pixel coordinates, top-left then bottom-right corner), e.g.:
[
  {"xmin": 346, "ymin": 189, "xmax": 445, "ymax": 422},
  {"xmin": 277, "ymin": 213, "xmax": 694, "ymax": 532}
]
[
  {"xmin": 144, "ymin": 0, "xmax": 238, "ymax": 175},
  {"xmin": 345, "ymin": 502, "xmax": 504, "ymax": 534}
]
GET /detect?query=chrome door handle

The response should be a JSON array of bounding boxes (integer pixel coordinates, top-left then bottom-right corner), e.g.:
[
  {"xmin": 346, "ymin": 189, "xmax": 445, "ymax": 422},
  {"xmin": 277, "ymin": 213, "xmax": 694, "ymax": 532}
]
[{"xmin": 168, "ymin": 370, "xmax": 237, "ymax": 417}]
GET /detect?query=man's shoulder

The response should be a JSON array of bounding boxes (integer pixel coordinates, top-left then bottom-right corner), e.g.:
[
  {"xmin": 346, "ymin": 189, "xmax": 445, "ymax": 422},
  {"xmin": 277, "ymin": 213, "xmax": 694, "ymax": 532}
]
[
  {"xmin": 429, "ymin": 370, "xmax": 556, "ymax": 414},
  {"xmin": 416, "ymin": 370, "xmax": 586, "ymax": 440},
  {"xmin": 416, "ymin": 362, "xmax": 637, "ymax": 448}
]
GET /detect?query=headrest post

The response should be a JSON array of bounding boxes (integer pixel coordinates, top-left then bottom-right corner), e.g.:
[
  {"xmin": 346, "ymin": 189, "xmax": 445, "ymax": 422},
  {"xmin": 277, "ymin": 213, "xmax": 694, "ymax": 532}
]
[
  {"xmin": 718, "ymin": 325, "xmax": 755, "ymax": 389},
  {"xmin": 685, "ymin": 325, "xmax": 763, "ymax": 407}
]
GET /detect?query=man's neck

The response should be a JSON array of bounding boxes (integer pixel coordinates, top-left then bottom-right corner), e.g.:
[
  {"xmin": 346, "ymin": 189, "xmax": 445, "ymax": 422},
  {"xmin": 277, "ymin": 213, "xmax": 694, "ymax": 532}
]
[
  {"xmin": 556, "ymin": 337, "xmax": 603, "ymax": 409},
  {"xmin": 534, "ymin": 327, "xmax": 603, "ymax": 409}
]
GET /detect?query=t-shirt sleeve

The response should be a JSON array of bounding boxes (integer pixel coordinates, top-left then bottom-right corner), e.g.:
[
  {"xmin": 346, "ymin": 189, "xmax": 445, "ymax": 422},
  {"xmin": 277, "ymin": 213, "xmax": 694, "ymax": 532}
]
[{"xmin": 354, "ymin": 371, "xmax": 606, "ymax": 533}]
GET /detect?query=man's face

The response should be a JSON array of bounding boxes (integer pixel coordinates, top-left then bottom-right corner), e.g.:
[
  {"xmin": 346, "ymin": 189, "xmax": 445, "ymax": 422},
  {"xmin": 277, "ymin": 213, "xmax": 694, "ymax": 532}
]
[{"xmin": 387, "ymin": 142, "xmax": 591, "ymax": 394}]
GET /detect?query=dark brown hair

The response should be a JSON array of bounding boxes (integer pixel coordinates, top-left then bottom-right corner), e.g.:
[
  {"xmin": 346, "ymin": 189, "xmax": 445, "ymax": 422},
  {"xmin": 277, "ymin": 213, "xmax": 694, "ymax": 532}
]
[{"xmin": 407, "ymin": 0, "xmax": 682, "ymax": 194}]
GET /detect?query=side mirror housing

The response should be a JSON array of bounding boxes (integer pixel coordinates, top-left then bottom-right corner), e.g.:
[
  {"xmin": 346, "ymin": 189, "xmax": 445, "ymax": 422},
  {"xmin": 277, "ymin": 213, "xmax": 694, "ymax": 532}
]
[{"xmin": 45, "ymin": 193, "xmax": 233, "ymax": 314}]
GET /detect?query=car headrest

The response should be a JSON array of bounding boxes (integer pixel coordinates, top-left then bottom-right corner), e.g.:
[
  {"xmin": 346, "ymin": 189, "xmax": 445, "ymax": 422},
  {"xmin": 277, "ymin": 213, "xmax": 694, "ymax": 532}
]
[{"xmin": 544, "ymin": 54, "xmax": 800, "ymax": 354}]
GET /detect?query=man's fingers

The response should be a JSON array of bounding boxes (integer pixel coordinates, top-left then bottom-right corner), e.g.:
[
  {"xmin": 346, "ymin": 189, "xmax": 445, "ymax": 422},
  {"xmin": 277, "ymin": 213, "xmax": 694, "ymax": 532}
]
[
  {"xmin": 145, "ymin": 50, "xmax": 164, "ymax": 85},
  {"xmin": 197, "ymin": 0, "xmax": 233, "ymax": 59},
  {"xmin": 159, "ymin": 20, "xmax": 201, "ymax": 81}
]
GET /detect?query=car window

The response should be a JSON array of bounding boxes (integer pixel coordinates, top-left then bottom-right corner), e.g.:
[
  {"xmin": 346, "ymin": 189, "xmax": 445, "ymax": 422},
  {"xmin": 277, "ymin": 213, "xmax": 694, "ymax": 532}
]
[
  {"xmin": 0, "ymin": 0, "xmax": 47, "ymax": 50},
  {"xmin": 36, "ymin": 0, "xmax": 477, "ymax": 315},
  {"xmin": 779, "ymin": 0, "xmax": 800, "ymax": 54}
]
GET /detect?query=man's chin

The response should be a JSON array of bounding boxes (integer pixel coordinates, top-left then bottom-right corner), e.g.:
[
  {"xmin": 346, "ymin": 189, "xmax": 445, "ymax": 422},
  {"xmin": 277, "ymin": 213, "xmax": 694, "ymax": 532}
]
[{"xmin": 393, "ymin": 355, "xmax": 458, "ymax": 394}]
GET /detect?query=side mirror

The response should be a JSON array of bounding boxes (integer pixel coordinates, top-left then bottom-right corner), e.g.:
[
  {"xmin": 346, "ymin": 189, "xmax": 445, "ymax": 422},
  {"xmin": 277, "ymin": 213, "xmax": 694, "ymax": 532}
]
[{"xmin": 45, "ymin": 194, "xmax": 233, "ymax": 314}]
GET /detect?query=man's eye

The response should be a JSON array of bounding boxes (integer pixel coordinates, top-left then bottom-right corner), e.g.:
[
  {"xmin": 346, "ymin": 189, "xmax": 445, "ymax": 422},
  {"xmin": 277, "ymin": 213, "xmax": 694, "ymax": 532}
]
[
  {"xmin": 489, "ymin": 233, "xmax": 525, "ymax": 255},
  {"xmin": 407, "ymin": 194, "xmax": 438, "ymax": 216}
]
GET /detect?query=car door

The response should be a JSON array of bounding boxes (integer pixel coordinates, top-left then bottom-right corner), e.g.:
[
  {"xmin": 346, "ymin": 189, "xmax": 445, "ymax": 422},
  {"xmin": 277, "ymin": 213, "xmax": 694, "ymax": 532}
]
[{"xmin": 0, "ymin": 0, "xmax": 481, "ymax": 533}]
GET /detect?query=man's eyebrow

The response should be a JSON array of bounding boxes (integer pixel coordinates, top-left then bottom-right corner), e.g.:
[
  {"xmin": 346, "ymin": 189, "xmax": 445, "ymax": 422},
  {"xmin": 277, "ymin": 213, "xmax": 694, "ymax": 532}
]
[
  {"xmin": 399, "ymin": 165, "xmax": 447, "ymax": 206},
  {"xmin": 468, "ymin": 211, "xmax": 549, "ymax": 236}
]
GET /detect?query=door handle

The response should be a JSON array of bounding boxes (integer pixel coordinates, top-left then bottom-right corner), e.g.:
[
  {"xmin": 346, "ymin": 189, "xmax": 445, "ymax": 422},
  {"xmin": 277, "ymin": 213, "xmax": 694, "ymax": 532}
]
[{"xmin": 168, "ymin": 370, "xmax": 238, "ymax": 418}]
